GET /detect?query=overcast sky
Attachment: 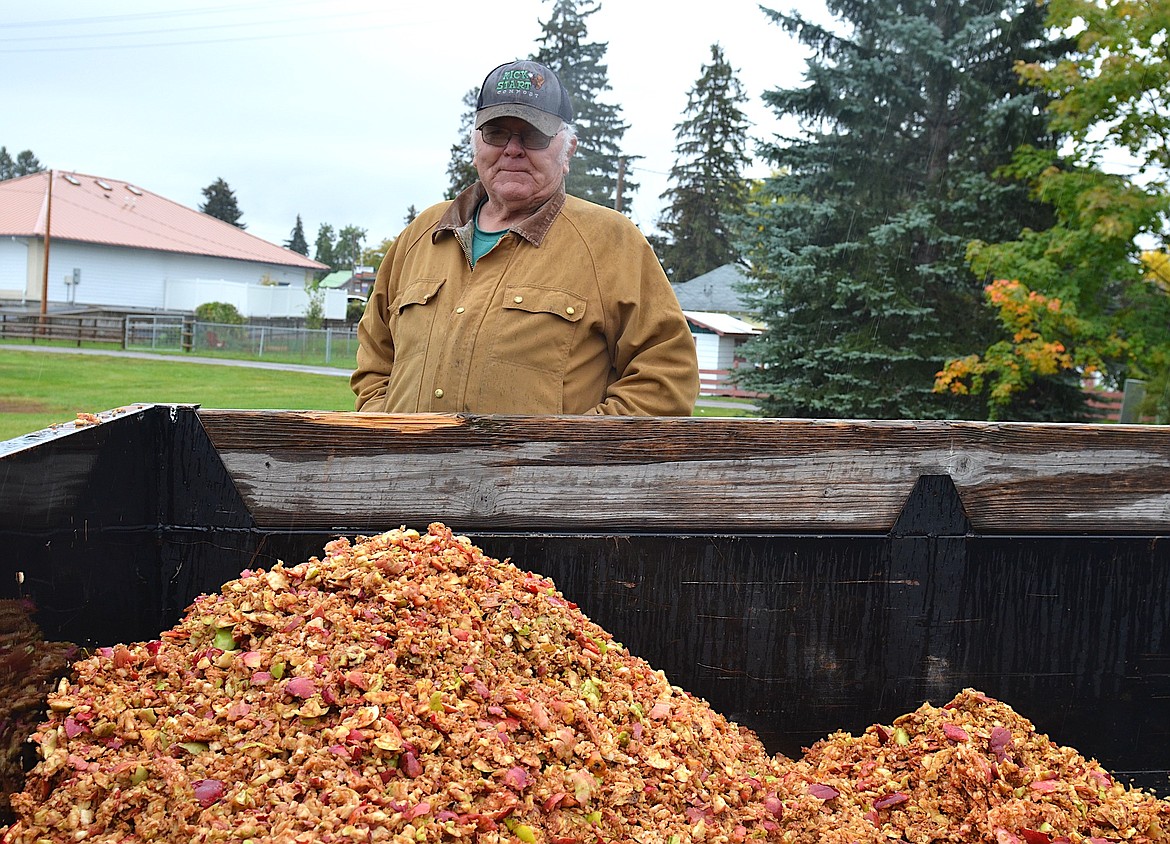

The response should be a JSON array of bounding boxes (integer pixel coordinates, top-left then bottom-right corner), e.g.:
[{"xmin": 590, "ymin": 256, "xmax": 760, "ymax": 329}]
[{"xmin": 3, "ymin": 1, "xmax": 819, "ymax": 252}]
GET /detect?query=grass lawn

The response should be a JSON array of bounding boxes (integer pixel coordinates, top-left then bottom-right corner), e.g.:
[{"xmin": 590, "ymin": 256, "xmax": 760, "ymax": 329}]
[
  {"xmin": 0, "ymin": 348, "xmax": 759, "ymax": 442},
  {"xmin": 0, "ymin": 349, "xmax": 355, "ymax": 442},
  {"xmin": 692, "ymin": 399, "xmax": 757, "ymax": 418}
]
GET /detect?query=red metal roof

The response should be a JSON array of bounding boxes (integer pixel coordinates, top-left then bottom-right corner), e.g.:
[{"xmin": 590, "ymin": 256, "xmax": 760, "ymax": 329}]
[{"xmin": 0, "ymin": 171, "xmax": 327, "ymax": 271}]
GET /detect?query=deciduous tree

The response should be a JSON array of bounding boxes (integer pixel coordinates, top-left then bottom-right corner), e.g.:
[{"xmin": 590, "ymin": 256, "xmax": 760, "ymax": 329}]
[
  {"xmin": 334, "ymin": 225, "xmax": 368, "ymax": 271},
  {"xmin": 936, "ymin": 0, "xmax": 1170, "ymax": 421},
  {"xmin": 362, "ymin": 236, "xmax": 396, "ymax": 270}
]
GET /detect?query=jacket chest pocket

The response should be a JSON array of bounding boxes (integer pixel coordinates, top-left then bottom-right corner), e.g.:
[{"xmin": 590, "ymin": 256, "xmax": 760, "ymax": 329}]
[
  {"xmin": 388, "ymin": 277, "xmax": 446, "ymax": 360},
  {"xmin": 493, "ymin": 285, "xmax": 587, "ymax": 370}
]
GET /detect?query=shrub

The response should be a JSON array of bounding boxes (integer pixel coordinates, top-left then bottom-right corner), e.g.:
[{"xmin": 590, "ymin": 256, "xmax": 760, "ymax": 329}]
[
  {"xmin": 346, "ymin": 299, "xmax": 367, "ymax": 323},
  {"xmin": 195, "ymin": 302, "xmax": 245, "ymax": 325}
]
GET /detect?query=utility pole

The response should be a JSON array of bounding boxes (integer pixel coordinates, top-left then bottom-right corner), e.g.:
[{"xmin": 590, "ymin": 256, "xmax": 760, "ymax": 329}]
[
  {"xmin": 40, "ymin": 169, "xmax": 53, "ymax": 325},
  {"xmin": 614, "ymin": 156, "xmax": 625, "ymax": 213}
]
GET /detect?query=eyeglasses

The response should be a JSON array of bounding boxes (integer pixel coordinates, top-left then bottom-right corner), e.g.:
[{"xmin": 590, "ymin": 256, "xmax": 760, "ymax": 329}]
[{"xmin": 479, "ymin": 125, "xmax": 559, "ymax": 150}]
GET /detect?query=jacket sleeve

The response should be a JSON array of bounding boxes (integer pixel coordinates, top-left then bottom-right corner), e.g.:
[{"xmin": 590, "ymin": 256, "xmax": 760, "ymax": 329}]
[
  {"xmin": 350, "ymin": 235, "xmax": 405, "ymax": 411},
  {"xmin": 586, "ymin": 235, "xmax": 700, "ymax": 417}
]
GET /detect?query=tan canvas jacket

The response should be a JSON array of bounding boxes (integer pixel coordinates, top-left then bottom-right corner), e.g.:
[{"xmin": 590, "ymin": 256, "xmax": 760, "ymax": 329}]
[{"xmin": 351, "ymin": 183, "xmax": 699, "ymax": 416}]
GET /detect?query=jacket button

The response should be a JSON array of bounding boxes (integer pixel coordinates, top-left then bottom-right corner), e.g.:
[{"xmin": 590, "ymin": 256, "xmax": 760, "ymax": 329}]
[
  {"xmin": 513, "ymin": 295, "xmax": 523, "ymax": 303},
  {"xmin": 455, "ymin": 306, "xmax": 465, "ymax": 314},
  {"xmin": 566, "ymin": 306, "xmax": 575, "ymax": 315},
  {"xmin": 434, "ymin": 389, "xmax": 444, "ymax": 398}
]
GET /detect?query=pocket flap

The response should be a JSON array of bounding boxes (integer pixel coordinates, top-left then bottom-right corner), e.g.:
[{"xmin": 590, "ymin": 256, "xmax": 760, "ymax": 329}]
[
  {"xmin": 393, "ymin": 277, "xmax": 446, "ymax": 313},
  {"xmin": 503, "ymin": 285, "xmax": 586, "ymax": 322}
]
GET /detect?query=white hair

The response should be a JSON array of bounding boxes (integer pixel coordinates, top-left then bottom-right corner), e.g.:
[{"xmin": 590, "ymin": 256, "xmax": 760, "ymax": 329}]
[
  {"xmin": 558, "ymin": 123, "xmax": 578, "ymax": 168},
  {"xmin": 471, "ymin": 121, "xmax": 577, "ymax": 169}
]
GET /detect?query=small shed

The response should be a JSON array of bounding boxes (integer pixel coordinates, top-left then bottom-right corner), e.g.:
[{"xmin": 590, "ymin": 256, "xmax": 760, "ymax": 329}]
[
  {"xmin": 319, "ymin": 267, "xmax": 377, "ymax": 301},
  {"xmin": 684, "ymin": 310, "xmax": 760, "ymax": 396},
  {"xmin": 671, "ymin": 263, "xmax": 758, "ymax": 320}
]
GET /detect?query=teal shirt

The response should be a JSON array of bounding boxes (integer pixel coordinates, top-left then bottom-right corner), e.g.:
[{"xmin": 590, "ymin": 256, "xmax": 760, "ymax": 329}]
[{"xmin": 471, "ymin": 206, "xmax": 507, "ymax": 266}]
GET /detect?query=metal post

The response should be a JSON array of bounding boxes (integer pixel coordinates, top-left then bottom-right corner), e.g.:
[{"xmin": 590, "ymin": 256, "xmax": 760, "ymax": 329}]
[{"xmin": 1119, "ymin": 378, "xmax": 1147, "ymax": 423}]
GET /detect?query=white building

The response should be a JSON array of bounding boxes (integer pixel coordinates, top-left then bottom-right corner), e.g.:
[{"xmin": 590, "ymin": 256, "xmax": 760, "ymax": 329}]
[
  {"xmin": 0, "ymin": 170, "xmax": 341, "ymax": 319},
  {"xmin": 673, "ymin": 264, "xmax": 765, "ymax": 397},
  {"xmin": 684, "ymin": 311, "xmax": 761, "ymax": 396}
]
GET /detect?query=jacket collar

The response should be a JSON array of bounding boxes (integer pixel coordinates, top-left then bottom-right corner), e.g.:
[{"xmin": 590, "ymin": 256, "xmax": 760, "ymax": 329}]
[{"xmin": 434, "ymin": 181, "xmax": 566, "ymax": 248}]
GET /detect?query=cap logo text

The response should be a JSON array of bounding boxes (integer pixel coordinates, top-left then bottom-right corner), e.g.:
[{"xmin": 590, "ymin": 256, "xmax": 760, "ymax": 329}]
[{"xmin": 496, "ymin": 69, "xmax": 545, "ymax": 94}]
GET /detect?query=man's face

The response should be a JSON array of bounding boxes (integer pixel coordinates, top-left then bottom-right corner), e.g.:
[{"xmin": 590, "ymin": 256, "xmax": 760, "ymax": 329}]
[{"xmin": 474, "ymin": 116, "xmax": 575, "ymax": 209}]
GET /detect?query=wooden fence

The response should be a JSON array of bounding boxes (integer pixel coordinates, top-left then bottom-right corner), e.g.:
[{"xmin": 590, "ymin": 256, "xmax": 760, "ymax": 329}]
[
  {"xmin": 698, "ymin": 367, "xmax": 765, "ymax": 399},
  {"xmin": 0, "ymin": 313, "xmax": 126, "ymax": 346}
]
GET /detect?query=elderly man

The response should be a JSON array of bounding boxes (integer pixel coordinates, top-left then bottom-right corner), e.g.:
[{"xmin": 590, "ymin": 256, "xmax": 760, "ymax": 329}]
[{"xmin": 351, "ymin": 59, "xmax": 699, "ymax": 416}]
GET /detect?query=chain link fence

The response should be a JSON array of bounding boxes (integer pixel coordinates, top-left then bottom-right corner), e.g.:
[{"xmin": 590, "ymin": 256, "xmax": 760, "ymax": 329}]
[{"xmin": 126, "ymin": 316, "xmax": 359, "ymax": 368}]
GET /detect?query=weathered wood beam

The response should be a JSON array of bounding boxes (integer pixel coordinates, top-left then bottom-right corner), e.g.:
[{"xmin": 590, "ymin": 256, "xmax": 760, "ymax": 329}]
[{"xmin": 196, "ymin": 410, "xmax": 1170, "ymax": 534}]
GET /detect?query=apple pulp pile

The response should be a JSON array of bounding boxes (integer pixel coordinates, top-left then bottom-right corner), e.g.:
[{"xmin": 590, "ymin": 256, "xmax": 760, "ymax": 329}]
[
  {"xmin": 2, "ymin": 524, "xmax": 1167, "ymax": 843},
  {"xmin": 0, "ymin": 601, "xmax": 77, "ymax": 821}
]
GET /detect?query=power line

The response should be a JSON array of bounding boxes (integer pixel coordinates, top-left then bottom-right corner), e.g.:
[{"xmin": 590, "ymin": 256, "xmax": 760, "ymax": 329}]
[
  {"xmin": 0, "ymin": 1, "xmax": 402, "ymax": 53},
  {"xmin": 2, "ymin": 0, "xmax": 319, "ymax": 28},
  {"xmin": 0, "ymin": 9, "xmax": 370, "ymax": 44},
  {"xmin": 0, "ymin": 20, "xmax": 410, "ymax": 54}
]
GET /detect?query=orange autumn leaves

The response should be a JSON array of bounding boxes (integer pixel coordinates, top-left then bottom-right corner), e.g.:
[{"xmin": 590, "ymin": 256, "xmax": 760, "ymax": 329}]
[{"xmin": 934, "ymin": 279, "xmax": 1122, "ymax": 413}]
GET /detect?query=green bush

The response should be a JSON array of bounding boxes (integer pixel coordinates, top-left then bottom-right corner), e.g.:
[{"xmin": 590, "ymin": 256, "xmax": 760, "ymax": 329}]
[
  {"xmin": 195, "ymin": 302, "xmax": 245, "ymax": 325},
  {"xmin": 346, "ymin": 299, "xmax": 367, "ymax": 323}
]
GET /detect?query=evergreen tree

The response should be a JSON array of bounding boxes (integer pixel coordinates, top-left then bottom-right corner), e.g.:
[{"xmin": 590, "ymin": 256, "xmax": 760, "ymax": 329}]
[
  {"xmin": 16, "ymin": 150, "xmax": 42, "ymax": 176},
  {"xmin": 445, "ymin": 89, "xmax": 480, "ymax": 200},
  {"xmin": 314, "ymin": 223, "xmax": 336, "ymax": 269},
  {"xmin": 199, "ymin": 177, "xmax": 246, "ymax": 229},
  {"xmin": 284, "ymin": 214, "xmax": 309, "ymax": 255},
  {"xmin": 404, "ymin": 205, "xmax": 418, "ymax": 225},
  {"xmin": 532, "ymin": 0, "xmax": 634, "ymax": 208},
  {"xmin": 736, "ymin": 0, "xmax": 1062, "ymax": 420},
  {"xmin": 657, "ymin": 44, "xmax": 752, "ymax": 282},
  {"xmin": 0, "ymin": 147, "xmax": 44, "ymax": 180}
]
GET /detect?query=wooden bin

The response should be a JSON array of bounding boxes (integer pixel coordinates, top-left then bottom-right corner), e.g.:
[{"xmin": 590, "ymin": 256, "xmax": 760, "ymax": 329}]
[{"xmin": 0, "ymin": 404, "xmax": 1167, "ymax": 798}]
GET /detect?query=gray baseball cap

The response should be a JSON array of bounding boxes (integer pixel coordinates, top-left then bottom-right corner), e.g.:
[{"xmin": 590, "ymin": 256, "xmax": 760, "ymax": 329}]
[{"xmin": 475, "ymin": 60, "xmax": 574, "ymax": 137}]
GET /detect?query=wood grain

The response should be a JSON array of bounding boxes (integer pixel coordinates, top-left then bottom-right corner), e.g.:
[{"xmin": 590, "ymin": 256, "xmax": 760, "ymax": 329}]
[{"xmin": 196, "ymin": 410, "xmax": 1170, "ymax": 534}]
